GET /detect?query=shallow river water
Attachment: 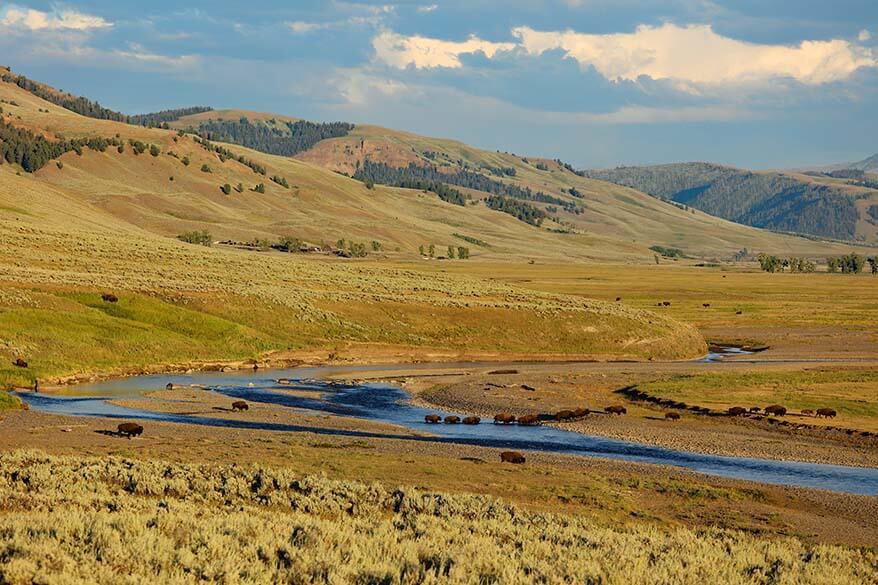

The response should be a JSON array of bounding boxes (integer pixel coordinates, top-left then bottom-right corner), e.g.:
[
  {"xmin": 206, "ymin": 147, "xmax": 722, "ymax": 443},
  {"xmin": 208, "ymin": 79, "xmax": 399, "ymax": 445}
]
[{"xmin": 19, "ymin": 357, "xmax": 878, "ymax": 496}]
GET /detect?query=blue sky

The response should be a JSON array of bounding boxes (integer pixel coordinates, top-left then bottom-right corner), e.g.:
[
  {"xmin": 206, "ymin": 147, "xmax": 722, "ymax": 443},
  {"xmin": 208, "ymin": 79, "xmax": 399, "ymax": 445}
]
[{"xmin": 0, "ymin": 1, "xmax": 876, "ymax": 168}]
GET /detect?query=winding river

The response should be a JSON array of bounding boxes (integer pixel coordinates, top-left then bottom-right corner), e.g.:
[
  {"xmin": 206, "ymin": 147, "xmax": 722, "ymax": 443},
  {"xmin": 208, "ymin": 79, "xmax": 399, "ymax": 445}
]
[{"xmin": 18, "ymin": 355, "xmax": 878, "ymax": 496}]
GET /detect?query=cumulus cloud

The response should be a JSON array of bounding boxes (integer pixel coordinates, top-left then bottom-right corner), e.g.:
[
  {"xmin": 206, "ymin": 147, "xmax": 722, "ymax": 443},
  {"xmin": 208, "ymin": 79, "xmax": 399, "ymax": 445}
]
[
  {"xmin": 512, "ymin": 23, "xmax": 877, "ymax": 86},
  {"xmin": 373, "ymin": 31, "xmax": 515, "ymax": 69},
  {"xmin": 0, "ymin": 5, "xmax": 111, "ymax": 31}
]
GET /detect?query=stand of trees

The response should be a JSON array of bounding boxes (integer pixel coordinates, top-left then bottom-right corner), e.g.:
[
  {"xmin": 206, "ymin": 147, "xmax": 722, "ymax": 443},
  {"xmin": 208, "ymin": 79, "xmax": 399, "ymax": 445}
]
[
  {"xmin": 192, "ymin": 136, "xmax": 267, "ymax": 176},
  {"xmin": 177, "ymin": 231, "xmax": 212, "ymax": 246},
  {"xmin": 0, "ymin": 119, "xmax": 127, "ymax": 172},
  {"xmin": 757, "ymin": 252, "xmax": 873, "ymax": 274},
  {"xmin": 353, "ymin": 161, "xmax": 581, "ymax": 215},
  {"xmin": 186, "ymin": 117, "xmax": 354, "ymax": 157},
  {"xmin": 129, "ymin": 107, "xmax": 213, "ymax": 127},
  {"xmin": 484, "ymin": 195, "xmax": 547, "ymax": 227}
]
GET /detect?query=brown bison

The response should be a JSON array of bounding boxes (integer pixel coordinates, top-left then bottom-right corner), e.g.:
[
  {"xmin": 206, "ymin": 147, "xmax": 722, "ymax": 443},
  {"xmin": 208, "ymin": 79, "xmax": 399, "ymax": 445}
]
[
  {"xmin": 521, "ymin": 384, "xmax": 537, "ymax": 392},
  {"xmin": 815, "ymin": 408, "xmax": 837, "ymax": 419},
  {"xmin": 615, "ymin": 297, "xmax": 621, "ymax": 302},
  {"xmin": 444, "ymin": 415, "xmax": 461, "ymax": 424},
  {"xmin": 662, "ymin": 301, "xmax": 671, "ymax": 307},
  {"xmin": 727, "ymin": 406, "xmax": 747, "ymax": 417},
  {"xmin": 165, "ymin": 382, "xmax": 174, "ymax": 390},
  {"xmin": 554, "ymin": 410, "xmax": 575, "ymax": 421},
  {"xmin": 493, "ymin": 413, "xmax": 516, "ymax": 424},
  {"xmin": 573, "ymin": 407, "xmax": 590, "ymax": 418},
  {"xmin": 500, "ymin": 451, "xmax": 526, "ymax": 464},
  {"xmin": 462, "ymin": 416, "xmax": 481, "ymax": 425},
  {"xmin": 801, "ymin": 409, "xmax": 814, "ymax": 416},
  {"xmin": 764, "ymin": 405, "xmax": 787, "ymax": 416},
  {"xmin": 517, "ymin": 414, "xmax": 540, "ymax": 426},
  {"xmin": 231, "ymin": 401, "xmax": 249, "ymax": 411},
  {"xmin": 605, "ymin": 406, "xmax": 627, "ymax": 415},
  {"xmin": 117, "ymin": 422, "xmax": 143, "ymax": 439},
  {"xmin": 101, "ymin": 293, "xmax": 119, "ymax": 303},
  {"xmin": 665, "ymin": 412, "xmax": 681, "ymax": 421},
  {"xmin": 424, "ymin": 414, "xmax": 441, "ymax": 424},
  {"xmin": 749, "ymin": 406, "xmax": 761, "ymax": 413},
  {"xmin": 12, "ymin": 358, "xmax": 27, "ymax": 368},
  {"xmin": 702, "ymin": 303, "xmax": 711, "ymax": 308},
  {"xmin": 736, "ymin": 310, "xmax": 743, "ymax": 315}
]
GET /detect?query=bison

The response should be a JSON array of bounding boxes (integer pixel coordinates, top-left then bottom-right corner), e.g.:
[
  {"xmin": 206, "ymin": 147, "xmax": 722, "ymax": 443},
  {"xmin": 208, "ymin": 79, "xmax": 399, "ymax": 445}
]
[
  {"xmin": 517, "ymin": 414, "xmax": 540, "ymax": 426},
  {"xmin": 764, "ymin": 404, "xmax": 787, "ymax": 416},
  {"xmin": 702, "ymin": 303, "xmax": 711, "ymax": 308},
  {"xmin": 554, "ymin": 410, "xmax": 575, "ymax": 421},
  {"xmin": 493, "ymin": 413, "xmax": 516, "ymax": 425},
  {"xmin": 101, "ymin": 293, "xmax": 119, "ymax": 303},
  {"xmin": 165, "ymin": 382, "xmax": 174, "ymax": 390},
  {"xmin": 444, "ymin": 415, "xmax": 461, "ymax": 424},
  {"xmin": 801, "ymin": 409, "xmax": 814, "ymax": 416},
  {"xmin": 424, "ymin": 414, "xmax": 441, "ymax": 424},
  {"xmin": 117, "ymin": 422, "xmax": 143, "ymax": 439},
  {"xmin": 462, "ymin": 416, "xmax": 481, "ymax": 425},
  {"xmin": 615, "ymin": 297, "xmax": 621, "ymax": 302},
  {"xmin": 665, "ymin": 412, "xmax": 681, "ymax": 421},
  {"xmin": 662, "ymin": 301, "xmax": 672, "ymax": 307},
  {"xmin": 605, "ymin": 406, "xmax": 627, "ymax": 415},
  {"xmin": 749, "ymin": 406, "xmax": 761, "ymax": 413},
  {"xmin": 815, "ymin": 408, "xmax": 837, "ymax": 419},
  {"xmin": 12, "ymin": 358, "xmax": 27, "ymax": 368},
  {"xmin": 727, "ymin": 406, "xmax": 747, "ymax": 417},
  {"xmin": 572, "ymin": 407, "xmax": 590, "ymax": 418},
  {"xmin": 231, "ymin": 401, "xmax": 249, "ymax": 411},
  {"xmin": 500, "ymin": 451, "xmax": 526, "ymax": 464}
]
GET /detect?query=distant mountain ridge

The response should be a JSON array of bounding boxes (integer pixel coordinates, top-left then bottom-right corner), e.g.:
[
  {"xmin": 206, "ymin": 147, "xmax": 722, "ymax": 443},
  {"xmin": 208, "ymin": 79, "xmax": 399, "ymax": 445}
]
[
  {"xmin": 847, "ymin": 153, "xmax": 878, "ymax": 172},
  {"xmin": 583, "ymin": 162, "xmax": 878, "ymax": 242}
]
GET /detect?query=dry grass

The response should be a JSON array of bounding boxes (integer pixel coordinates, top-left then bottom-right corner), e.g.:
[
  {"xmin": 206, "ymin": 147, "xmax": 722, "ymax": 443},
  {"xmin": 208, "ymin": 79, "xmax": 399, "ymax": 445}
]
[{"xmin": 0, "ymin": 451, "xmax": 875, "ymax": 584}]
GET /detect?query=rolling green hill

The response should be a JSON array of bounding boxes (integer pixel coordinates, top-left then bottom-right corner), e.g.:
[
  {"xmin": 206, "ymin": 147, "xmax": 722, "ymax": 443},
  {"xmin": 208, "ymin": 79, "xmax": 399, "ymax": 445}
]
[{"xmin": 582, "ymin": 163, "xmax": 878, "ymax": 243}]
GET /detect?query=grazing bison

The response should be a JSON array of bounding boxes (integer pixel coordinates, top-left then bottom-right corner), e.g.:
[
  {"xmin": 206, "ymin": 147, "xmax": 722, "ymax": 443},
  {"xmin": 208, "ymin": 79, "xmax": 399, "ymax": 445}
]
[
  {"xmin": 801, "ymin": 409, "xmax": 814, "ymax": 416},
  {"xmin": 521, "ymin": 384, "xmax": 537, "ymax": 392},
  {"xmin": 462, "ymin": 416, "xmax": 481, "ymax": 425},
  {"xmin": 165, "ymin": 383, "xmax": 174, "ymax": 390},
  {"xmin": 736, "ymin": 310, "xmax": 743, "ymax": 315},
  {"xmin": 573, "ymin": 407, "xmax": 590, "ymax": 418},
  {"xmin": 117, "ymin": 422, "xmax": 143, "ymax": 439},
  {"xmin": 605, "ymin": 406, "xmax": 627, "ymax": 415},
  {"xmin": 517, "ymin": 414, "xmax": 540, "ymax": 426},
  {"xmin": 424, "ymin": 414, "xmax": 441, "ymax": 424},
  {"xmin": 662, "ymin": 301, "xmax": 671, "ymax": 307},
  {"xmin": 764, "ymin": 405, "xmax": 787, "ymax": 416},
  {"xmin": 231, "ymin": 401, "xmax": 249, "ymax": 411},
  {"xmin": 101, "ymin": 293, "xmax": 119, "ymax": 303},
  {"xmin": 444, "ymin": 415, "xmax": 461, "ymax": 424},
  {"xmin": 665, "ymin": 412, "xmax": 681, "ymax": 421},
  {"xmin": 727, "ymin": 406, "xmax": 747, "ymax": 417},
  {"xmin": 702, "ymin": 303, "xmax": 711, "ymax": 308},
  {"xmin": 12, "ymin": 358, "xmax": 27, "ymax": 368},
  {"xmin": 554, "ymin": 410, "xmax": 575, "ymax": 421},
  {"xmin": 615, "ymin": 297, "xmax": 621, "ymax": 302},
  {"xmin": 749, "ymin": 407, "xmax": 761, "ymax": 413},
  {"xmin": 500, "ymin": 451, "xmax": 526, "ymax": 464},
  {"xmin": 493, "ymin": 413, "xmax": 516, "ymax": 425},
  {"xmin": 815, "ymin": 408, "xmax": 837, "ymax": 419}
]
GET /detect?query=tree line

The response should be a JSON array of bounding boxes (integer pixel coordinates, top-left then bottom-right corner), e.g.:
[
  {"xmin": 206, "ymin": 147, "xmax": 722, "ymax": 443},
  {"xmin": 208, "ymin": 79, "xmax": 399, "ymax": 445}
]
[
  {"xmin": 484, "ymin": 195, "xmax": 547, "ymax": 227},
  {"xmin": 185, "ymin": 117, "xmax": 354, "ymax": 157},
  {"xmin": 129, "ymin": 107, "xmax": 213, "ymax": 128},
  {"xmin": 758, "ymin": 252, "xmax": 877, "ymax": 274}
]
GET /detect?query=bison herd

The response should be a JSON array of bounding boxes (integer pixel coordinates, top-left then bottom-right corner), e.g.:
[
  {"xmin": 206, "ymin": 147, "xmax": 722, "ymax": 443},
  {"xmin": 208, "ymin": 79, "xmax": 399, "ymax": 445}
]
[{"xmin": 425, "ymin": 405, "xmax": 627, "ymax": 428}]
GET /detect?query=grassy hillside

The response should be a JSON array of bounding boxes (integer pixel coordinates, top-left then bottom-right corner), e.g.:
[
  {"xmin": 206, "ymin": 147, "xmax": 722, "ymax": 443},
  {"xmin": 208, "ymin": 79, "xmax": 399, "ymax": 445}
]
[
  {"xmin": 171, "ymin": 110, "xmax": 876, "ymax": 259},
  {"xmin": 1, "ymin": 451, "xmax": 875, "ymax": 584},
  {"xmin": 583, "ymin": 163, "xmax": 878, "ymax": 243}
]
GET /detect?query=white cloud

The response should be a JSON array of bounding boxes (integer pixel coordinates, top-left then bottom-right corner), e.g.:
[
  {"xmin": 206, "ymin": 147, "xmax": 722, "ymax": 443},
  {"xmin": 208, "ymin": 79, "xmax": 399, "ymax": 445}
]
[
  {"xmin": 860, "ymin": 30, "xmax": 872, "ymax": 42},
  {"xmin": 287, "ymin": 21, "xmax": 326, "ymax": 34},
  {"xmin": 373, "ymin": 31, "xmax": 516, "ymax": 69},
  {"xmin": 112, "ymin": 43, "xmax": 199, "ymax": 70},
  {"xmin": 512, "ymin": 23, "xmax": 877, "ymax": 85},
  {"xmin": 418, "ymin": 4, "xmax": 438, "ymax": 13},
  {"xmin": 0, "ymin": 6, "xmax": 111, "ymax": 31}
]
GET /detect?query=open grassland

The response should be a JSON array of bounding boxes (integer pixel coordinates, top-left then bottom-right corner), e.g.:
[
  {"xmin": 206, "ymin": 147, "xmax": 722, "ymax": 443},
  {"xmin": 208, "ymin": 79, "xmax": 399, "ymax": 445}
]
[
  {"xmin": 0, "ymin": 451, "xmax": 876, "ymax": 584},
  {"xmin": 416, "ymin": 261, "xmax": 878, "ymax": 358},
  {"xmin": 0, "ymin": 173, "xmax": 705, "ymax": 388}
]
